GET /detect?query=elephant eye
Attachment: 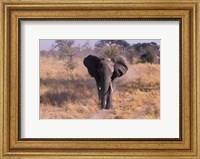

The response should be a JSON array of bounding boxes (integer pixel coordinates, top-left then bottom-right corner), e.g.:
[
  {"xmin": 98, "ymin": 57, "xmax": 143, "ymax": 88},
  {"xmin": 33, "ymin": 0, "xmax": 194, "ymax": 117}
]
[{"xmin": 98, "ymin": 67, "xmax": 104, "ymax": 73}]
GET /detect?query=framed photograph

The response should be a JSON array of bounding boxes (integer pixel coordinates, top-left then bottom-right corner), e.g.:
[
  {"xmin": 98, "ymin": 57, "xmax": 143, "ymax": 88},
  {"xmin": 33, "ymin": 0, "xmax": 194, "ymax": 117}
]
[{"xmin": 0, "ymin": 0, "xmax": 199, "ymax": 158}]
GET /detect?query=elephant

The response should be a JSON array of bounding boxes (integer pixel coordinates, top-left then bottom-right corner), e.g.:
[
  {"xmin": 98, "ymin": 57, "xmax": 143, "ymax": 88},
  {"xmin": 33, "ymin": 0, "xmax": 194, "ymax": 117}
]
[{"xmin": 83, "ymin": 55, "xmax": 128, "ymax": 109}]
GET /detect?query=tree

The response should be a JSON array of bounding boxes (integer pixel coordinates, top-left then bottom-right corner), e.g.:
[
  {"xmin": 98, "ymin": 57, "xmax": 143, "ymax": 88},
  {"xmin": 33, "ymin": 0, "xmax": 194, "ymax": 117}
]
[
  {"xmin": 95, "ymin": 40, "xmax": 130, "ymax": 51},
  {"xmin": 81, "ymin": 41, "xmax": 93, "ymax": 55},
  {"xmin": 94, "ymin": 40, "xmax": 130, "ymax": 57},
  {"xmin": 55, "ymin": 40, "xmax": 75, "ymax": 58},
  {"xmin": 126, "ymin": 47, "xmax": 136, "ymax": 64},
  {"xmin": 132, "ymin": 42, "xmax": 160, "ymax": 64},
  {"xmin": 104, "ymin": 44, "xmax": 120, "ymax": 58},
  {"xmin": 55, "ymin": 40, "xmax": 77, "ymax": 71},
  {"xmin": 40, "ymin": 50, "xmax": 48, "ymax": 57},
  {"xmin": 140, "ymin": 51, "xmax": 154, "ymax": 63},
  {"xmin": 48, "ymin": 44, "xmax": 57, "ymax": 57}
]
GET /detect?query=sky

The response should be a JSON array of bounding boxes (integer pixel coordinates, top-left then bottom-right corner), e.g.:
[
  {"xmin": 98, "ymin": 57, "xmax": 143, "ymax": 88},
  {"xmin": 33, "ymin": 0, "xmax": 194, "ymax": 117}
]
[{"xmin": 39, "ymin": 39, "xmax": 160, "ymax": 51}]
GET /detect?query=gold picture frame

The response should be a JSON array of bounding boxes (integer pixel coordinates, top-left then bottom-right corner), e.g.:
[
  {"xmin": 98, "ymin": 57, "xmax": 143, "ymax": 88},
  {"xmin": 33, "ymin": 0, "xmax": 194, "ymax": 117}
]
[{"xmin": 0, "ymin": 0, "xmax": 199, "ymax": 158}]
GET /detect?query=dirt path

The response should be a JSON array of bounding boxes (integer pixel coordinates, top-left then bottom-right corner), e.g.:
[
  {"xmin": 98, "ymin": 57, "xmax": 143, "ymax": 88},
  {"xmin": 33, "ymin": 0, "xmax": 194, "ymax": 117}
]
[
  {"xmin": 90, "ymin": 96, "xmax": 135, "ymax": 119},
  {"xmin": 90, "ymin": 109, "xmax": 116, "ymax": 119}
]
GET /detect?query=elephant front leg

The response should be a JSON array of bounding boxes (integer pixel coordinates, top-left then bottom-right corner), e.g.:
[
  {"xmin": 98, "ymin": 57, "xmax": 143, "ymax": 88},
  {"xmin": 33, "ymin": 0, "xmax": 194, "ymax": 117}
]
[
  {"xmin": 105, "ymin": 92, "xmax": 112, "ymax": 109},
  {"xmin": 101, "ymin": 93, "xmax": 107, "ymax": 109}
]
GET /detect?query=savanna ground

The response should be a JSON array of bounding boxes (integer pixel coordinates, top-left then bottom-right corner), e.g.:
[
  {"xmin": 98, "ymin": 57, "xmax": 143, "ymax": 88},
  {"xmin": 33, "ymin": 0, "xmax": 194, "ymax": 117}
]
[{"xmin": 40, "ymin": 56, "xmax": 160, "ymax": 119}]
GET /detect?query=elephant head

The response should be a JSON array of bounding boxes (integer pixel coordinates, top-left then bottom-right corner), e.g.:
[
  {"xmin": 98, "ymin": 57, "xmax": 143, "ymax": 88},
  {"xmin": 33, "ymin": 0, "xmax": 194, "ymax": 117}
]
[{"xmin": 83, "ymin": 55, "xmax": 128, "ymax": 109}]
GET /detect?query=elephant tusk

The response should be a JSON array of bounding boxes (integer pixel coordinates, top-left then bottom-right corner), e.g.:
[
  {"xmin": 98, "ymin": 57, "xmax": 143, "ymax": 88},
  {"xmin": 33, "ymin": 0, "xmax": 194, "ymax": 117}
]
[{"xmin": 110, "ymin": 83, "xmax": 113, "ymax": 93}]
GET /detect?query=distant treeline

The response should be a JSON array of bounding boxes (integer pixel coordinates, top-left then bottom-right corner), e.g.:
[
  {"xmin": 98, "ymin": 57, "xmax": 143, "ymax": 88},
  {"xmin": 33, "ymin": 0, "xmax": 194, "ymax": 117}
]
[{"xmin": 40, "ymin": 40, "xmax": 160, "ymax": 64}]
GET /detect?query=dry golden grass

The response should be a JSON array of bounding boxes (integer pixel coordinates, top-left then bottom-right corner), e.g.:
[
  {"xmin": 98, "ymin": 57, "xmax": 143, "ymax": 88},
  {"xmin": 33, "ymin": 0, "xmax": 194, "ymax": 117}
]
[{"xmin": 40, "ymin": 56, "xmax": 160, "ymax": 119}]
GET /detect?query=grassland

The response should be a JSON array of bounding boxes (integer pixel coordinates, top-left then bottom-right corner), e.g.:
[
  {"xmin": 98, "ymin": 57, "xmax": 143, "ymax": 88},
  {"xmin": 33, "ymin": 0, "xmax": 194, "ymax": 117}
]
[{"xmin": 40, "ymin": 56, "xmax": 160, "ymax": 119}]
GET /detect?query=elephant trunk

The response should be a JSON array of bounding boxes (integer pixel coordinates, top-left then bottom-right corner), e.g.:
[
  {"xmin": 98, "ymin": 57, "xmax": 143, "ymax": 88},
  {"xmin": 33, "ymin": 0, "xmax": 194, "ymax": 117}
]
[{"xmin": 101, "ymin": 77, "xmax": 111, "ymax": 109}]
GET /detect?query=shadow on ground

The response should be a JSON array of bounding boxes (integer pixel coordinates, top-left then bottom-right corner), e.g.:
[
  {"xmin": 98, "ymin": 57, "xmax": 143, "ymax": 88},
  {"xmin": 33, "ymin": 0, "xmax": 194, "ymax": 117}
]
[{"xmin": 40, "ymin": 77, "xmax": 97, "ymax": 106}]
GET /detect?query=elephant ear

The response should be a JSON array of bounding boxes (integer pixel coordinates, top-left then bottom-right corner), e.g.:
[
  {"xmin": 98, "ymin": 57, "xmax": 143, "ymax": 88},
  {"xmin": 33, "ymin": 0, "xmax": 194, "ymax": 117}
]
[
  {"xmin": 83, "ymin": 55, "xmax": 101, "ymax": 78},
  {"xmin": 111, "ymin": 56, "xmax": 128, "ymax": 79}
]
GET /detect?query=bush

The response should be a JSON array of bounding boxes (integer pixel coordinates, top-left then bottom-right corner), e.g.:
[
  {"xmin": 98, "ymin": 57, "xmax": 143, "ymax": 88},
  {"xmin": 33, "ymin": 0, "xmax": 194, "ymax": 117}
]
[
  {"xmin": 103, "ymin": 45, "xmax": 120, "ymax": 58},
  {"xmin": 65, "ymin": 60, "xmax": 77, "ymax": 71},
  {"xmin": 140, "ymin": 52, "xmax": 154, "ymax": 63}
]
